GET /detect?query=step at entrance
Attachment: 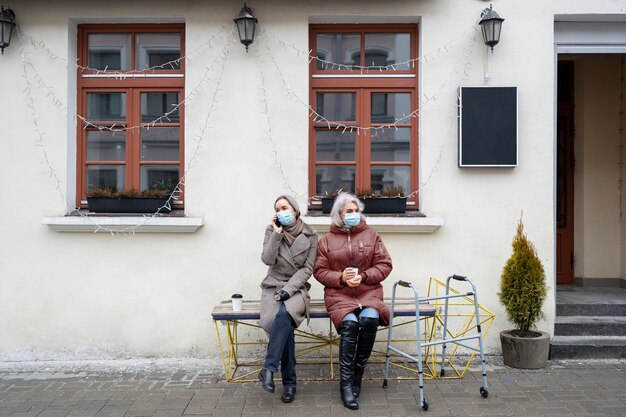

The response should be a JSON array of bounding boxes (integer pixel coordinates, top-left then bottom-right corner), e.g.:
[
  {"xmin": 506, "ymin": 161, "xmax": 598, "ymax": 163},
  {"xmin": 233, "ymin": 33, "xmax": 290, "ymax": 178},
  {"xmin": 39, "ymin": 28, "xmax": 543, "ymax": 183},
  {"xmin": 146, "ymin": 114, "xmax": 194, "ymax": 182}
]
[
  {"xmin": 550, "ymin": 285, "xmax": 626, "ymax": 359},
  {"xmin": 554, "ymin": 316, "xmax": 626, "ymax": 336}
]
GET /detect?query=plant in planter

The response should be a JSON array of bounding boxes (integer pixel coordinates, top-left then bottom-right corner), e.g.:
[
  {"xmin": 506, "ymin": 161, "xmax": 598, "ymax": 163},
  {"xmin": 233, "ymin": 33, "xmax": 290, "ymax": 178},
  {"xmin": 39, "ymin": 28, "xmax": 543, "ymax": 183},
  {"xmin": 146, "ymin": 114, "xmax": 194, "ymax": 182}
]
[
  {"xmin": 498, "ymin": 217, "xmax": 549, "ymax": 369},
  {"xmin": 86, "ymin": 187, "xmax": 173, "ymax": 214},
  {"xmin": 320, "ymin": 186, "xmax": 407, "ymax": 214}
]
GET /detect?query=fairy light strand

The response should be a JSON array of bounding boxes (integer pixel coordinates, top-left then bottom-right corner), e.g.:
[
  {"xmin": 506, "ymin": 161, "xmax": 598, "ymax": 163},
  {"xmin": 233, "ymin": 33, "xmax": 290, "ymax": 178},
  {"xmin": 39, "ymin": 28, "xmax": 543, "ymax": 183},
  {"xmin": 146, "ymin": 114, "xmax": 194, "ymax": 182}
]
[
  {"xmin": 19, "ymin": 28, "xmax": 233, "ymax": 234},
  {"xmin": 263, "ymin": 27, "xmax": 477, "ymax": 201},
  {"xmin": 15, "ymin": 22, "xmax": 231, "ymax": 76},
  {"xmin": 19, "ymin": 22, "xmax": 479, "ymax": 233},
  {"xmin": 257, "ymin": 52, "xmax": 307, "ymax": 200},
  {"xmin": 15, "ymin": 24, "xmax": 235, "ymax": 133},
  {"xmin": 259, "ymin": 23, "xmax": 479, "ymax": 73},
  {"xmin": 90, "ymin": 39, "xmax": 233, "ymax": 234}
]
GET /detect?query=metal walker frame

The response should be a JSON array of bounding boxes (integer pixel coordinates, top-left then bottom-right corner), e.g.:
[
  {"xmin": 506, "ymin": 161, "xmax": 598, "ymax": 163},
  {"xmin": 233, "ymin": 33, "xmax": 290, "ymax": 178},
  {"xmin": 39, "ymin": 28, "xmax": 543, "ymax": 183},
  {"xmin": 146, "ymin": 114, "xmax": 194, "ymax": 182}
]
[{"xmin": 382, "ymin": 275, "xmax": 489, "ymax": 411}]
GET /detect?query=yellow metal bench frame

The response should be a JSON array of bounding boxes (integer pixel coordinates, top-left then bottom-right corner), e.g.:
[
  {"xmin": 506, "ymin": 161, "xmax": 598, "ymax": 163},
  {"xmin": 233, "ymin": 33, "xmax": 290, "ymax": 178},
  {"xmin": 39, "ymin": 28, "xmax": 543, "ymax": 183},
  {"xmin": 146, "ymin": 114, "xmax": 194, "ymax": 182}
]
[{"xmin": 212, "ymin": 277, "xmax": 495, "ymax": 382}]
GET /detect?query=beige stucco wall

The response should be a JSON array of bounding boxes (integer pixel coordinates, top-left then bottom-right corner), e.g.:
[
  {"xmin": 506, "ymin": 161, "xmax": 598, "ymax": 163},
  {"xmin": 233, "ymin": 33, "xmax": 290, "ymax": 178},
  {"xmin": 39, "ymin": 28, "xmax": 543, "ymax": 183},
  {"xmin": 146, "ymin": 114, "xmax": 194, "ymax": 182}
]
[
  {"xmin": 572, "ymin": 55, "xmax": 625, "ymax": 280},
  {"xmin": 0, "ymin": 0, "xmax": 622, "ymax": 362}
]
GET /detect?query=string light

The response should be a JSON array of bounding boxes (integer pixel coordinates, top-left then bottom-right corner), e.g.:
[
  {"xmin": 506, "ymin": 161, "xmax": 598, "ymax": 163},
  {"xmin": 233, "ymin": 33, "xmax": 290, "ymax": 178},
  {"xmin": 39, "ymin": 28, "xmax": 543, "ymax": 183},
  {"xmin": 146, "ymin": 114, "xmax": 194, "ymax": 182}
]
[
  {"xmin": 19, "ymin": 22, "xmax": 478, "ymax": 233},
  {"xmin": 257, "ymin": 53, "xmax": 307, "ymax": 200},
  {"xmin": 16, "ymin": 24, "xmax": 234, "ymax": 134},
  {"xmin": 259, "ymin": 24, "xmax": 478, "ymax": 73},
  {"xmin": 19, "ymin": 27, "xmax": 233, "ymax": 234},
  {"xmin": 262, "ymin": 26, "xmax": 477, "ymax": 202},
  {"xmin": 15, "ymin": 23, "xmax": 231, "ymax": 75}
]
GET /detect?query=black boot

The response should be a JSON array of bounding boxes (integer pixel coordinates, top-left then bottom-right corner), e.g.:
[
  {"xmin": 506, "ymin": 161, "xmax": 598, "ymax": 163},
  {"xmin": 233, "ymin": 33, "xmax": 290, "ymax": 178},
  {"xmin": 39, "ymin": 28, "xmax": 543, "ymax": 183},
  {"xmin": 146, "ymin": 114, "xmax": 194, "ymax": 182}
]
[
  {"xmin": 339, "ymin": 320, "xmax": 359, "ymax": 410},
  {"xmin": 281, "ymin": 386, "xmax": 296, "ymax": 403},
  {"xmin": 258, "ymin": 368, "xmax": 275, "ymax": 393},
  {"xmin": 352, "ymin": 316, "xmax": 378, "ymax": 398}
]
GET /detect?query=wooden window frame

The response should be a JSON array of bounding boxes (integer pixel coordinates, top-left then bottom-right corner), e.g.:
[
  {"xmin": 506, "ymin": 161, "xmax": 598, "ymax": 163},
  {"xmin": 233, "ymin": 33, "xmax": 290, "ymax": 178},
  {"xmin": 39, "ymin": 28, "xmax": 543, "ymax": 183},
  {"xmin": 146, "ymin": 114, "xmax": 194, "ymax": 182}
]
[
  {"xmin": 309, "ymin": 24, "xmax": 419, "ymax": 210},
  {"xmin": 76, "ymin": 24, "xmax": 185, "ymax": 209}
]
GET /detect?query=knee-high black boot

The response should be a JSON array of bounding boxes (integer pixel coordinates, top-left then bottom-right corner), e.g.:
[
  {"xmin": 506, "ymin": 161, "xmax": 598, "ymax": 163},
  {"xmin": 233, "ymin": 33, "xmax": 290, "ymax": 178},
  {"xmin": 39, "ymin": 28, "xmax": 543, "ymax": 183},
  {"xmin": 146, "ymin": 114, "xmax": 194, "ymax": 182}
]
[
  {"xmin": 352, "ymin": 316, "xmax": 378, "ymax": 398},
  {"xmin": 339, "ymin": 320, "xmax": 359, "ymax": 410}
]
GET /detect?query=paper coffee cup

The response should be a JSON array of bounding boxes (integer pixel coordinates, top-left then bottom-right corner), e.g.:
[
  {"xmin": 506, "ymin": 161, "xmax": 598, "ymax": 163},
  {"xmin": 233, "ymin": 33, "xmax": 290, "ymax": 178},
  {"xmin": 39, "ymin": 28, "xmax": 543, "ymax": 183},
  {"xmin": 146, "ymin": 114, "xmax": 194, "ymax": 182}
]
[
  {"xmin": 350, "ymin": 267, "xmax": 359, "ymax": 275},
  {"xmin": 231, "ymin": 293, "xmax": 243, "ymax": 312}
]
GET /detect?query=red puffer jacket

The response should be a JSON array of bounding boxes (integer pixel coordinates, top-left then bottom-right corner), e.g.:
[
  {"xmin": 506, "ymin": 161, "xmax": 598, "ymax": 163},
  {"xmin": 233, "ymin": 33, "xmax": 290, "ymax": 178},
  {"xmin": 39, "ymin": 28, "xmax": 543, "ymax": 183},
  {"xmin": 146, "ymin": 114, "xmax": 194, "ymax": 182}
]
[{"xmin": 314, "ymin": 219, "xmax": 393, "ymax": 330}]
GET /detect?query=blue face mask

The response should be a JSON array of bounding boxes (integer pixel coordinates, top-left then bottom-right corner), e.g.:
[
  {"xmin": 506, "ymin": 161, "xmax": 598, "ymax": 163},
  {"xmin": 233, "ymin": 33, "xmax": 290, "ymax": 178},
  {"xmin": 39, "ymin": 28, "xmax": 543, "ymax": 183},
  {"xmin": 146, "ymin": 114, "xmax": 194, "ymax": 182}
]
[
  {"xmin": 277, "ymin": 210, "xmax": 295, "ymax": 226},
  {"xmin": 343, "ymin": 212, "xmax": 361, "ymax": 227}
]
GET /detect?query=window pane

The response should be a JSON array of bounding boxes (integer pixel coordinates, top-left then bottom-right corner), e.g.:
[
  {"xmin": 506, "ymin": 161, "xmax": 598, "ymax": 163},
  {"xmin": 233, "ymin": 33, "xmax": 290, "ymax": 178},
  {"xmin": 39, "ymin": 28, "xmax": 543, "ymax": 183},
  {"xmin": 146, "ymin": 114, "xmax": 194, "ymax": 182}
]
[
  {"xmin": 140, "ymin": 165, "xmax": 179, "ymax": 192},
  {"xmin": 141, "ymin": 128, "xmax": 180, "ymax": 161},
  {"xmin": 316, "ymin": 93, "xmax": 356, "ymax": 122},
  {"xmin": 370, "ymin": 166, "xmax": 410, "ymax": 195},
  {"xmin": 316, "ymin": 131, "xmax": 355, "ymax": 161},
  {"xmin": 87, "ymin": 131, "xmax": 126, "ymax": 161},
  {"xmin": 86, "ymin": 165, "xmax": 125, "ymax": 192},
  {"xmin": 316, "ymin": 165, "xmax": 355, "ymax": 195},
  {"xmin": 136, "ymin": 33, "xmax": 181, "ymax": 70},
  {"xmin": 371, "ymin": 93, "xmax": 411, "ymax": 124},
  {"xmin": 87, "ymin": 93, "xmax": 126, "ymax": 121},
  {"xmin": 371, "ymin": 128, "xmax": 410, "ymax": 162},
  {"xmin": 316, "ymin": 33, "xmax": 360, "ymax": 70},
  {"xmin": 141, "ymin": 92, "xmax": 180, "ymax": 123},
  {"xmin": 363, "ymin": 33, "xmax": 411, "ymax": 70},
  {"xmin": 88, "ymin": 34, "xmax": 131, "ymax": 70}
]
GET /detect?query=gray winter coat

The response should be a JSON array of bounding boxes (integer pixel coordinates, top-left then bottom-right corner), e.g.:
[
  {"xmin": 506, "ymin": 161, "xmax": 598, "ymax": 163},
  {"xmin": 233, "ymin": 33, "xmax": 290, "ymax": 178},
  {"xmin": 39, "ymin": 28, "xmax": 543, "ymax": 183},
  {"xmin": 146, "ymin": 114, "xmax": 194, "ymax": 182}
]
[{"xmin": 259, "ymin": 225, "xmax": 318, "ymax": 333}]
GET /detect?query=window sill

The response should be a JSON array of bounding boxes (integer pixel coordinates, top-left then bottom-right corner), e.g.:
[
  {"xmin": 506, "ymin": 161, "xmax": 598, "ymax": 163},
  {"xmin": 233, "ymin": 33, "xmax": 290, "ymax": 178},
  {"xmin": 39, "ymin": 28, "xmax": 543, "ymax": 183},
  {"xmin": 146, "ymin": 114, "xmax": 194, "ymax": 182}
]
[
  {"xmin": 42, "ymin": 215, "xmax": 204, "ymax": 233},
  {"xmin": 302, "ymin": 214, "xmax": 443, "ymax": 234}
]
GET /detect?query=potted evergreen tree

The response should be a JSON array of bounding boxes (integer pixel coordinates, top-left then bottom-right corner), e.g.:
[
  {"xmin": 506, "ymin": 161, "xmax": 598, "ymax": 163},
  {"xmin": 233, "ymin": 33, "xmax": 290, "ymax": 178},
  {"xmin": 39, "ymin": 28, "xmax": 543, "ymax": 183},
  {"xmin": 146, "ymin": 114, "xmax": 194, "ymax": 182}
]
[{"xmin": 498, "ymin": 217, "xmax": 549, "ymax": 369}]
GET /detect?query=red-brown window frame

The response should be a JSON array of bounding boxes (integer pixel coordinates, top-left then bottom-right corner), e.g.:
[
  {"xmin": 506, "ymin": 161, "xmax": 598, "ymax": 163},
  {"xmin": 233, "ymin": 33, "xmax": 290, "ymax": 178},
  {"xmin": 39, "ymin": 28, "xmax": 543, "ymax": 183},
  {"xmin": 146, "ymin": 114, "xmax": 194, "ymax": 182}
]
[
  {"xmin": 309, "ymin": 24, "xmax": 420, "ymax": 210},
  {"xmin": 76, "ymin": 24, "xmax": 185, "ymax": 209}
]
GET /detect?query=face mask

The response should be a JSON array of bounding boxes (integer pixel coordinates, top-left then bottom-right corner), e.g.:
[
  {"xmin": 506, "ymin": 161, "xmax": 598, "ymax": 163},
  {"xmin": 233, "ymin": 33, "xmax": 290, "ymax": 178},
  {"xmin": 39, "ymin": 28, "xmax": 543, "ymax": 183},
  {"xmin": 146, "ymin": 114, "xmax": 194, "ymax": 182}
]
[
  {"xmin": 343, "ymin": 212, "xmax": 361, "ymax": 227},
  {"xmin": 277, "ymin": 210, "xmax": 295, "ymax": 226}
]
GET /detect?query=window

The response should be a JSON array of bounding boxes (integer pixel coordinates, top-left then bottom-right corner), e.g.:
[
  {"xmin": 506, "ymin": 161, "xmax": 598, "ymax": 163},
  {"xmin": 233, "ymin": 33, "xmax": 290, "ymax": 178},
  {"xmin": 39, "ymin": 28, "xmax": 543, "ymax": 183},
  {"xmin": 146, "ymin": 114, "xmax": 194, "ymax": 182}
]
[
  {"xmin": 77, "ymin": 24, "xmax": 185, "ymax": 208},
  {"xmin": 309, "ymin": 24, "xmax": 419, "ymax": 209}
]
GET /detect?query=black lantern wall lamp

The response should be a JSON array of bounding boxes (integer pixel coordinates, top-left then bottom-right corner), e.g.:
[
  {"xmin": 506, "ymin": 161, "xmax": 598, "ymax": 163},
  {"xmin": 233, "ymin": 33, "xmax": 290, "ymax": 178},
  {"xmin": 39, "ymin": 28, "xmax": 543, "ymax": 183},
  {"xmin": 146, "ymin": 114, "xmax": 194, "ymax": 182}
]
[
  {"xmin": 234, "ymin": 3, "xmax": 257, "ymax": 52},
  {"xmin": 0, "ymin": 6, "xmax": 16, "ymax": 55},
  {"xmin": 479, "ymin": 4, "xmax": 504, "ymax": 51}
]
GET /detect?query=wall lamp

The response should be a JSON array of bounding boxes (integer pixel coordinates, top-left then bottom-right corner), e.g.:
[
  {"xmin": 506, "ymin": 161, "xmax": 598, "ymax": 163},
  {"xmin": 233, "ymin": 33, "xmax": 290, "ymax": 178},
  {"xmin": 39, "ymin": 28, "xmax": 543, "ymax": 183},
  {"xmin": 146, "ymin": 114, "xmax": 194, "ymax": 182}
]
[
  {"xmin": 0, "ymin": 6, "xmax": 16, "ymax": 55},
  {"xmin": 234, "ymin": 3, "xmax": 258, "ymax": 52},
  {"xmin": 479, "ymin": 4, "xmax": 504, "ymax": 51}
]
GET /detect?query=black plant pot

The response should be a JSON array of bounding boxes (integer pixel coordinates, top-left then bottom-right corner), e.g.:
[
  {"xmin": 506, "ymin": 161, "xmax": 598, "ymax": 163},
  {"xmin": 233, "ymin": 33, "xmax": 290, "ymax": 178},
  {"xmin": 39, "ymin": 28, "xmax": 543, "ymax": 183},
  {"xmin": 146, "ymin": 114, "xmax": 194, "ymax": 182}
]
[
  {"xmin": 321, "ymin": 197, "xmax": 407, "ymax": 214},
  {"xmin": 87, "ymin": 197, "xmax": 171, "ymax": 214}
]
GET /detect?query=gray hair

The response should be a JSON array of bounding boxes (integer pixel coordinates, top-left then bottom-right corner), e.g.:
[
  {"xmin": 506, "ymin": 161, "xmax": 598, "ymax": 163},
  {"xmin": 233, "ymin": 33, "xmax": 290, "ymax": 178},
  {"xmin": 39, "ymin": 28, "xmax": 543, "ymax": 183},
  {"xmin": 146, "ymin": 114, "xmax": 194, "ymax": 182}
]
[
  {"xmin": 275, "ymin": 195, "xmax": 300, "ymax": 218},
  {"xmin": 330, "ymin": 192, "xmax": 365, "ymax": 227}
]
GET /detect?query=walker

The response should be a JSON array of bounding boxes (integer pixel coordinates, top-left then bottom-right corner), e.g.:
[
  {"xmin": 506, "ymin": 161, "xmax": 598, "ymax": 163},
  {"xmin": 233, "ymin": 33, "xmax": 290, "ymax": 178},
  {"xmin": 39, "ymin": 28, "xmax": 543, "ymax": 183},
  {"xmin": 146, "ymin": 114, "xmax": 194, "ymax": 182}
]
[{"xmin": 382, "ymin": 275, "xmax": 489, "ymax": 411}]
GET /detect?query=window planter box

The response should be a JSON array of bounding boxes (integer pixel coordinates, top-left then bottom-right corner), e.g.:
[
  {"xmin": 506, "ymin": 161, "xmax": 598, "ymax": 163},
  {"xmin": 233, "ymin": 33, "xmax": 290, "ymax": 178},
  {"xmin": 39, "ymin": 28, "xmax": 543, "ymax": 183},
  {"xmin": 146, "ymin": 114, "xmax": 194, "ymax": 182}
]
[
  {"xmin": 87, "ymin": 197, "xmax": 172, "ymax": 214},
  {"xmin": 321, "ymin": 197, "xmax": 407, "ymax": 214}
]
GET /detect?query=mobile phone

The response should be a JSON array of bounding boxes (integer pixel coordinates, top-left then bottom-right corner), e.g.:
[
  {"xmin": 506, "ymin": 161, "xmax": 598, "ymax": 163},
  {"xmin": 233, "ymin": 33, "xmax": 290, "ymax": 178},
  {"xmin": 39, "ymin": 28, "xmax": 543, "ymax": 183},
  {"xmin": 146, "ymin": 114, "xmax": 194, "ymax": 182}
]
[{"xmin": 274, "ymin": 217, "xmax": 281, "ymax": 227}]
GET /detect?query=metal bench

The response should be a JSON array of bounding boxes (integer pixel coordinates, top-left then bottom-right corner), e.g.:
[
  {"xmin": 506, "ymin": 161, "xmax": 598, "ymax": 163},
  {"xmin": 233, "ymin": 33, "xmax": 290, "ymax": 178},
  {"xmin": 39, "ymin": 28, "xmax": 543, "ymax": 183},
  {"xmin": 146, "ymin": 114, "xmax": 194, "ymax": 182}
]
[{"xmin": 212, "ymin": 297, "xmax": 437, "ymax": 382}]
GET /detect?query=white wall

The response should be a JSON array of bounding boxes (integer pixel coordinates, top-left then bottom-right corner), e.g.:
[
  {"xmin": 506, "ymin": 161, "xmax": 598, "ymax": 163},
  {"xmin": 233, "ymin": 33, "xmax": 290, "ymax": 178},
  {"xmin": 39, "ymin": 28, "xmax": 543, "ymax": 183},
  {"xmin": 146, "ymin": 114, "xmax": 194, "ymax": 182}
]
[
  {"xmin": 572, "ymin": 55, "xmax": 624, "ymax": 280},
  {"xmin": 2, "ymin": 0, "xmax": 622, "ymax": 362}
]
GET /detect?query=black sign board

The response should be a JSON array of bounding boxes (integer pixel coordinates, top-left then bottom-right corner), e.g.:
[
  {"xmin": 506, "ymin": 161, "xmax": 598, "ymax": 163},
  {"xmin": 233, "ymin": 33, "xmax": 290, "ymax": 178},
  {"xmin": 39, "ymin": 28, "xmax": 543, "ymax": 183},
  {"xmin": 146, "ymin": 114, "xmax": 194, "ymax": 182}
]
[{"xmin": 458, "ymin": 86, "xmax": 517, "ymax": 167}]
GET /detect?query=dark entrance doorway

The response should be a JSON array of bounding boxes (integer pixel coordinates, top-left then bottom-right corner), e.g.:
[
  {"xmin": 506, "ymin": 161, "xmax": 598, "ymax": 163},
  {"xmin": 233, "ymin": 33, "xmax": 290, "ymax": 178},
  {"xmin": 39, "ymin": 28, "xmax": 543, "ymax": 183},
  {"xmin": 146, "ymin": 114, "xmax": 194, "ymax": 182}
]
[{"xmin": 556, "ymin": 61, "xmax": 575, "ymax": 285}]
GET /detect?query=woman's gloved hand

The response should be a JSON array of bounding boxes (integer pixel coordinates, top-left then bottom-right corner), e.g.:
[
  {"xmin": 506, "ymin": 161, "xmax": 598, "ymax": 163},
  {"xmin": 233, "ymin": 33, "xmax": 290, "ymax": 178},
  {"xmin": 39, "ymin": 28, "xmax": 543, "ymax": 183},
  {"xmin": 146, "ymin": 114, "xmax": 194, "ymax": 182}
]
[{"xmin": 273, "ymin": 290, "xmax": 290, "ymax": 302}]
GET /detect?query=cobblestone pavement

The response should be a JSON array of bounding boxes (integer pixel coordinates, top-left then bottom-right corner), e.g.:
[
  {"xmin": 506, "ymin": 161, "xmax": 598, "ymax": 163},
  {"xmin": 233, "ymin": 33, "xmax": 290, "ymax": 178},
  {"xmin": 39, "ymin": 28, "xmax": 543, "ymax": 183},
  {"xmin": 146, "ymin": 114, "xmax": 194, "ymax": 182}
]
[{"xmin": 0, "ymin": 359, "xmax": 624, "ymax": 417}]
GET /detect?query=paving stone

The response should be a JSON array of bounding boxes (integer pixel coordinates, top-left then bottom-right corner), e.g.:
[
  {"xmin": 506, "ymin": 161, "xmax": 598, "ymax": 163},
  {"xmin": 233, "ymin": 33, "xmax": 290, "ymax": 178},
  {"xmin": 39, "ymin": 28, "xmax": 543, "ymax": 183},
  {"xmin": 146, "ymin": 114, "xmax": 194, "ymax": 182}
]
[
  {"xmin": 152, "ymin": 410, "xmax": 184, "ymax": 417},
  {"xmin": 0, "ymin": 362, "xmax": 624, "ymax": 417}
]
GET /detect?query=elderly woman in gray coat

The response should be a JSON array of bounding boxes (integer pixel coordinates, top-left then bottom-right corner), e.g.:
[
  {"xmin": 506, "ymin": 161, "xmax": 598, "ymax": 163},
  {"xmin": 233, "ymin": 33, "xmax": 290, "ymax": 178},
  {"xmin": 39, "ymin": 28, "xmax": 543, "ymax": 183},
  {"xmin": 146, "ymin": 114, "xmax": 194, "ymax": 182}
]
[{"xmin": 258, "ymin": 195, "xmax": 318, "ymax": 403}]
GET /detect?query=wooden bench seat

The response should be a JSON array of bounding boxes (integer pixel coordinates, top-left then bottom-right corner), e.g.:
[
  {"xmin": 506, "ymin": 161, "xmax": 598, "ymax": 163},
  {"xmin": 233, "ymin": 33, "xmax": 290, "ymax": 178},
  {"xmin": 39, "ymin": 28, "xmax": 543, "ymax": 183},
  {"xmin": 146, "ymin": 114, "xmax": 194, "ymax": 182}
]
[{"xmin": 211, "ymin": 297, "xmax": 436, "ymax": 321}]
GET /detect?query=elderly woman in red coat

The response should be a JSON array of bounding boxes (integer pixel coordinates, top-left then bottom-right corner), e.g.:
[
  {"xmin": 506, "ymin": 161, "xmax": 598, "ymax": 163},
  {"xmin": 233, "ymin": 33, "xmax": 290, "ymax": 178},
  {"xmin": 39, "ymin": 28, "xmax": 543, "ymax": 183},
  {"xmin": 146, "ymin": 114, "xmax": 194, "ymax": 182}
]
[{"xmin": 314, "ymin": 192, "xmax": 392, "ymax": 410}]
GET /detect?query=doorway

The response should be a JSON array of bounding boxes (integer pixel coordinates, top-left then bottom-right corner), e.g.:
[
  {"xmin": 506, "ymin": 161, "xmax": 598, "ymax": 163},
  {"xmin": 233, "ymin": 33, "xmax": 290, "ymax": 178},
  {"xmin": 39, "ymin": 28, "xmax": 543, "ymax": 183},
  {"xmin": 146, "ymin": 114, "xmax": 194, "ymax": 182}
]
[
  {"xmin": 556, "ymin": 61, "xmax": 575, "ymax": 285},
  {"xmin": 555, "ymin": 54, "xmax": 625, "ymax": 287}
]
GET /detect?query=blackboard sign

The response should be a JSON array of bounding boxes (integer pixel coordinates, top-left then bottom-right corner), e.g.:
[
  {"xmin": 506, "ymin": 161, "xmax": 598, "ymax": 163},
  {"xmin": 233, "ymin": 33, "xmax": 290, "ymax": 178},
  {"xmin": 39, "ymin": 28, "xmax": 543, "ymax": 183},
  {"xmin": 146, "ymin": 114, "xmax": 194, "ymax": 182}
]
[{"xmin": 458, "ymin": 86, "xmax": 517, "ymax": 167}]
